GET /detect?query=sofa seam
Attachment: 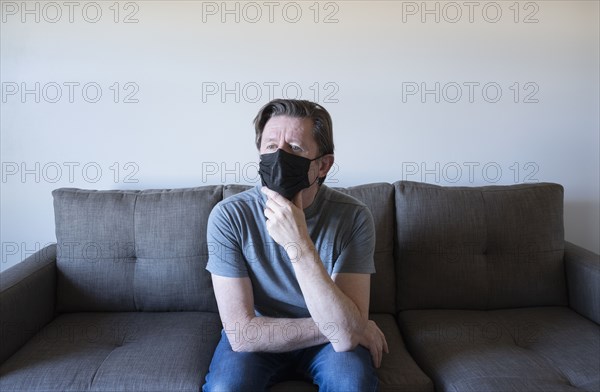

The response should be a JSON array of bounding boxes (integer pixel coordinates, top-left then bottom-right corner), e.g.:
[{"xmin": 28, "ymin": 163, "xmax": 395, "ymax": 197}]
[
  {"xmin": 392, "ymin": 183, "xmax": 402, "ymax": 314},
  {"xmin": 481, "ymin": 190, "xmax": 490, "ymax": 310},
  {"xmin": 132, "ymin": 193, "xmax": 139, "ymax": 311},
  {"xmin": 1, "ymin": 254, "xmax": 56, "ymax": 292},
  {"xmin": 89, "ymin": 344, "xmax": 125, "ymax": 390},
  {"xmin": 1, "ymin": 263, "xmax": 57, "ymax": 309},
  {"xmin": 450, "ymin": 374, "xmax": 574, "ymax": 387}
]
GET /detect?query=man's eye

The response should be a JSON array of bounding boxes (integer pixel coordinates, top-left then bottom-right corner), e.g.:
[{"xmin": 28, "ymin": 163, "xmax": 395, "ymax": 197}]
[
  {"xmin": 291, "ymin": 145, "xmax": 302, "ymax": 152},
  {"xmin": 265, "ymin": 144, "xmax": 276, "ymax": 150}
]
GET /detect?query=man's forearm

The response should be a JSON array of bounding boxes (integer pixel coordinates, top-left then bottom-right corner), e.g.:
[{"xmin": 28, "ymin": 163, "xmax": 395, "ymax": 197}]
[
  {"xmin": 290, "ymin": 243, "xmax": 367, "ymax": 351},
  {"xmin": 223, "ymin": 316, "xmax": 329, "ymax": 353}
]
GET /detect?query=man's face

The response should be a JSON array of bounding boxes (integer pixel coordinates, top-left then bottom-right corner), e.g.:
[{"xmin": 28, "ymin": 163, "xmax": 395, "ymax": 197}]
[{"xmin": 259, "ymin": 115, "xmax": 325, "ymax": 191}]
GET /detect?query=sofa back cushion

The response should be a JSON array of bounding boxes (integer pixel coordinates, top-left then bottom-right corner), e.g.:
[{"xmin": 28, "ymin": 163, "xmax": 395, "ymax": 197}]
[
  {"xmin": 224, "ymin": 183, "xmax": 397, "ymax": 314},
  {"xmin": 394, "ymin": 181, "xmax": 567, "ymax": 311},
  {"xmin": 53, "ymin": 187, "xmax": 222, "ymax": 312}
]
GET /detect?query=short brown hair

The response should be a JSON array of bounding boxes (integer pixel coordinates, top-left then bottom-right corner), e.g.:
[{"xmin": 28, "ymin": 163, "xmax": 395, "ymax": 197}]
[{"xmin": 253, "ymin": 99, "xmax": 334, "ymax": 156}]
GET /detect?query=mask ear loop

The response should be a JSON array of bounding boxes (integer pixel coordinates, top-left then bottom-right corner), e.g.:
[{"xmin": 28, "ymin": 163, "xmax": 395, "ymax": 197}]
[{"xmin": 309, "ymin": 154, "xmax": 327, "ymax": 186}]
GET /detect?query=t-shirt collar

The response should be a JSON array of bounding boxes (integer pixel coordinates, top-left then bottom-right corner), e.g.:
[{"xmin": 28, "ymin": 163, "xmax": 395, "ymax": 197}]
[{"xmin": 303, "ymin": 185, "xmax": 326, "ymax": 219}]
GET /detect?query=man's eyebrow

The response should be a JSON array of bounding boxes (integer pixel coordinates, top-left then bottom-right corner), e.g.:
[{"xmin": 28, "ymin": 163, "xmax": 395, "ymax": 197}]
[{"xmin": 263, "ymin": 135, "xmax": 303, "ymax": 145}]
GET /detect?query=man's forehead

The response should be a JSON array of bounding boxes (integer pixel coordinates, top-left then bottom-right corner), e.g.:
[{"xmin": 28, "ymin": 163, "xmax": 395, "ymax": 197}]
[{"xmin": 263, "ymin": 116, "xmax": 314, "ymax": 139}]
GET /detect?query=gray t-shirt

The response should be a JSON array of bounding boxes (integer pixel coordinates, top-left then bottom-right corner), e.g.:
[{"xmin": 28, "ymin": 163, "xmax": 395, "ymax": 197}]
[{"xmin": 206, "ymin": 184, "xmax": 375, "ymax": 318}]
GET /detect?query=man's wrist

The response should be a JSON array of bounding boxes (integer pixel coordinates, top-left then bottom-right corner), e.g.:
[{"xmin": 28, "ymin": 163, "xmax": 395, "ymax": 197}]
[{"xmin": 286, "ymin": 239, "xmax": 317, "ymax": 264}]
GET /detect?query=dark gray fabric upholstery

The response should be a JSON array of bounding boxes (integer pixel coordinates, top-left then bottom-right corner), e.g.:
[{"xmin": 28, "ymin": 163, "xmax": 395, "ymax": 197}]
[
  {"xmin": 270, "ymin": 381, "xmax": 318, "ymax": 392},
  {"xmin": 0, "ymin": 312, "xmax": 222, "ymax": 392},
  {"xmin": 371, "ymin": 313, "xmax": 434, "ymax": 392},
  {"xmin": 223, "ymin": 183, "xmax": 252, "ymax": 199},
  {"xmin": 394, "ymin": 181, "xmax": 567, "ymax": 310},
  {"xmin": 0, "ymin": 245, "xmax": 56, "ymax": 364},
  {"xmin": 132, "ymin": 188, "xmax": 221, "ymax": 311},
  {"xmin": 2, "ymin": 180, "xmax": 597, "ymax": 392},
  {"xmin": 483, "ymin": 185, "xmax": 566, "ymax": 308},
  {"xmin": 398, "ymin": 307, "xmax": 600, "ymax": 392},
  {"xmin": 53, "ymin": 187, "xmax": 222, "ymax": 312},
  {"xmin": 53, "ymin": 189, "xmax": 138, "ymax": 311},
  {"xmin": 565, "ymin": 241, "xmax": 600, "ymax": 324}
]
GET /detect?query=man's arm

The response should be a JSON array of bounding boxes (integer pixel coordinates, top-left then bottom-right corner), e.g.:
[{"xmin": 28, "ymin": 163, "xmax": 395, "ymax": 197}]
[
  {"xmin": 212, "ymin": 274, "xmax": 330, "ymax": 352},
  {"xmin": 293, "ymin": 253, "xmax": 389, "ymax": 366},
  {"xmin": 262, "ymin": 187, "xmax": 388, "ymax": 365},
  {"xmin": 289, "ymin": 253, "xmax": 369, "ymax": 351},
  {"xmin": 334, "ymin": 273, "xmax": 388, "ymax": 367}
]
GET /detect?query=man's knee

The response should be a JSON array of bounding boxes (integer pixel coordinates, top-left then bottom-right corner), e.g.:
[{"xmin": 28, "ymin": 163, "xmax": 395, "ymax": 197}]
[
  {"xmin": 203, "ymin": 338, "xmax": 281, "ymax": 392},
  {"xmin": 203, "ymin": 377, "xmax": 266, "ymax": 392},
  {"xmin": 316, "ymin": 364, "xmax": 378, "ymax": 392},
  {"xmin": 203, "ymin": 355, "xmax": 274, "ymax": 392},
  {"xmin": 312, "ymin": 345, "xmax": 379, "ymax": 392}
]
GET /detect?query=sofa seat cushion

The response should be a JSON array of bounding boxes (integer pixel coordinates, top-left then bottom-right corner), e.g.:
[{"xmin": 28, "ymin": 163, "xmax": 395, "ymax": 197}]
[
  {"xmin": 397, "ymin": 307, "xmax": 600, "ymax": 392},
  {"xmin": 0, "ymin": 312, "xmax": 222, "ymax": 392},
  {"xmin": 371, "ymin": 313, "xmax": 434, "ymax": 392},
  {"xmin": 270, "ymin": 380, "xmax": 318, "ymax": 392}
]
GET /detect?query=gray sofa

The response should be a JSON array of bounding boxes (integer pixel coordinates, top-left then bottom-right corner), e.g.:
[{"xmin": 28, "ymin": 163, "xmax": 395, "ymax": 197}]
[{"xmin": 0, "ymin": 181, "xmax": 598, "ymax": 392}]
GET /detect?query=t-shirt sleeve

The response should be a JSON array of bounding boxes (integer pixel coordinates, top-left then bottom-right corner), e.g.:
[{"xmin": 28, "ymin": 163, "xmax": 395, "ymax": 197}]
[
  {"xmin": 332, "ymin": 206, "xmax": 376, "ymax": 275},
  {"xmin": 205, "ymin": 203, "xmax": 249, "ymax": 278}
]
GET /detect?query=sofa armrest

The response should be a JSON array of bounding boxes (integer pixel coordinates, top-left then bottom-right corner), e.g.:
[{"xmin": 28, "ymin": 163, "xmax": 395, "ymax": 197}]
[
  {"xmin": 0, "ymin": 244, "xmax": 57, "ymax": 364},
  {"xmin": 564, "ymin": 241, "xmax": 600, "ymax": 324}
]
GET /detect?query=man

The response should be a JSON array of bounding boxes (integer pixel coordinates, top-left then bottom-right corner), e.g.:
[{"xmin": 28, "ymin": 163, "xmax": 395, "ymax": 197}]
[{"xmin": 203, "ymin": 99, "xmax": 388, "ymax": 391}]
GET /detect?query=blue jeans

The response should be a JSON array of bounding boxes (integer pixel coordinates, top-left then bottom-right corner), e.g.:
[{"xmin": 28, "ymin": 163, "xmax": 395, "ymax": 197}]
[{"xmin": 203, "ymin": 331, "xmax": 379, "ymax": 392}]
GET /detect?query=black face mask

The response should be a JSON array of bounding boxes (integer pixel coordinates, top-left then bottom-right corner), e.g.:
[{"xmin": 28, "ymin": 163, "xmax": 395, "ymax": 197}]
[{"xmin": 259, "ymin": 149, "xmax": 322, "ymax": 200}]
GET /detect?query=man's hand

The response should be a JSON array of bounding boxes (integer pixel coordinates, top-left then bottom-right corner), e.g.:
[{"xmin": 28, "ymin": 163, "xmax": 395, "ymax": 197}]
[
  {"xmin": 261, "ymin": 187, "xmax": 311, "ymax": 256},
  {"xmin": 359, "ymin": 320, "xmax": 389, "ymax": 368}
]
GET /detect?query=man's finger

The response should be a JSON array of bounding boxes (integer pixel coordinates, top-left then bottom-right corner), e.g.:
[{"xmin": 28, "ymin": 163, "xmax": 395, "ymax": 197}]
[
  {"xmin": 264, "ymin": 199, "xmax": 278, "ymax": 214},
  {"xmin": 264, "ymin": 206, "xmax": 273, "ymax": 220},
  {"xmin": 379, "ymin": 329, "xmax": 389, "ymax": 354},
  {"xmin": 261, "ymin": 187, "xmax": 288, "ymax": 206},
  {"xmin": 370, "ymin": 347, "xmax": 379, "ymax": 368},
  {"xmin": 375, "ymin": 324, "xmax": 389, "ymax": 354}
]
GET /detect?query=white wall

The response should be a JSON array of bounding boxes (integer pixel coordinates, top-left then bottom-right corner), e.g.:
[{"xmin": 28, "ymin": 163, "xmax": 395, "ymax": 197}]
[{"xmin": 1, "ymin": 0, "xmax": 599, "ymax": 271}]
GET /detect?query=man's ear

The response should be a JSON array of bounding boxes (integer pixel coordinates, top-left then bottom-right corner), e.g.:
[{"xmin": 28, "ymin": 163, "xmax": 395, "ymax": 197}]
[{"xmin": 318, "ymin": 154, "xmax": 335, "ymax": 179}]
